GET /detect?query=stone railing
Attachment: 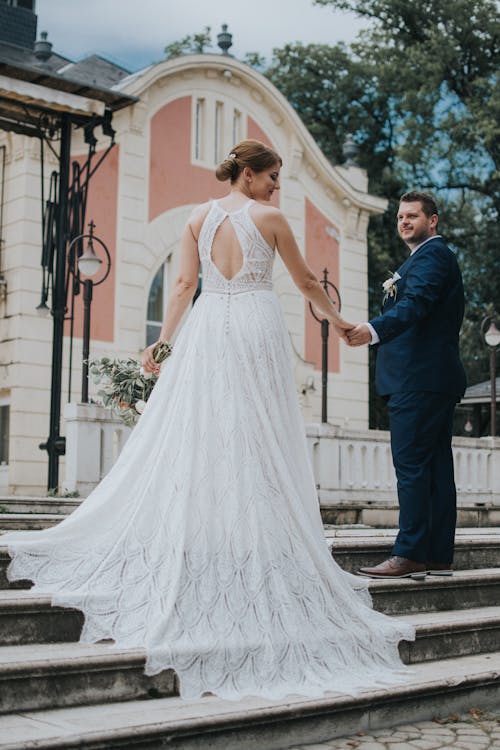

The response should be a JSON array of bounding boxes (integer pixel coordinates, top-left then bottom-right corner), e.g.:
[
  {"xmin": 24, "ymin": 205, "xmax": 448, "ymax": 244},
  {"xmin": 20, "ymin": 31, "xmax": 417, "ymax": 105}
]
[
  {"xmin": 63, "ymin": 402, "xmax": 132, "ymax": 496},
  {"xmin": 63, "ymin": 403, "xmax": 500, "ymax": 509},
  {"xmin": 305, "ymin": 423, "xmax": 500, "ymax": 507}
]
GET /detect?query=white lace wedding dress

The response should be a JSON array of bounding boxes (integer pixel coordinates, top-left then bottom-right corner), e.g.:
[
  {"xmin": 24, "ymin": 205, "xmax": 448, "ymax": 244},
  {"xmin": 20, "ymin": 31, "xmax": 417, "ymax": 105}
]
[{"xmin": 4, "ymin": 200, "xmax": 414, "ymax": 701}]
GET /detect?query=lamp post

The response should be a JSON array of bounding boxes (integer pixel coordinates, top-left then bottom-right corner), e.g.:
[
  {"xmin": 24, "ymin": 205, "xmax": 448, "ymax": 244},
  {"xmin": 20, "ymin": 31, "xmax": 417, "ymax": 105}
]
[
  {"xmin": 67, "ymin": 221, "xmax": 111, "ymax": 403},
  {"xmin": 480, "ymin": 309, "xmax": 500, "ymax": 437},
  {"xmin": 308, "ymin": 268, "xmax": 341, "ymax": 423}
]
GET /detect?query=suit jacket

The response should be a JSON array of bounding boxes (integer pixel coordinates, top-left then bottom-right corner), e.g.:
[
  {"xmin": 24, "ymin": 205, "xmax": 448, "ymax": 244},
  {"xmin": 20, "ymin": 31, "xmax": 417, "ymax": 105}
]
[{"xmin": 370, "ymin": 236, "xmax": 466, "ymax": 398}]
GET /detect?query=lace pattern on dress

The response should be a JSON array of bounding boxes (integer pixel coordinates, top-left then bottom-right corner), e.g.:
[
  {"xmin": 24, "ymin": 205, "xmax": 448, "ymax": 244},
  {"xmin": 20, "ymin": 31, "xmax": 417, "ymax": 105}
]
[
  {"xmin": 198, "ymin": 200, "xmax": 274, "ymax": 294},
  {"xmin": 4, "ymin": 198, "xmax": 415, "ymax": 701}
]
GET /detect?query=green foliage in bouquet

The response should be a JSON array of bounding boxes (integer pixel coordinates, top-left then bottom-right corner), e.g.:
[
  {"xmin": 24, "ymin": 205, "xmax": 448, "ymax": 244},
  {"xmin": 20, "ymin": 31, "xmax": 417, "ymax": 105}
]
[{"xmin": 90, "ymin": 342, "xmax": 172, "ymax": 427}]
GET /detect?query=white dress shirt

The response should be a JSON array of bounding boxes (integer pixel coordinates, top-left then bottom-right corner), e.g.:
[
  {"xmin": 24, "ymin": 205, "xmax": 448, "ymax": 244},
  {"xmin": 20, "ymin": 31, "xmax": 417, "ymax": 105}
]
[{"xmin": 367, "ymin": 235, "xmax": 442, "ymax": 345}]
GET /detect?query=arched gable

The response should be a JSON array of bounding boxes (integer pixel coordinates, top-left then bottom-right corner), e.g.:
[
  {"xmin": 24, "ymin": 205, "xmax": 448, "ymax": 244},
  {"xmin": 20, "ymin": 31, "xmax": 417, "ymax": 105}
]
[{"xmin": 119, "ymin": 54, "xmax": 386, "ymax": 216}]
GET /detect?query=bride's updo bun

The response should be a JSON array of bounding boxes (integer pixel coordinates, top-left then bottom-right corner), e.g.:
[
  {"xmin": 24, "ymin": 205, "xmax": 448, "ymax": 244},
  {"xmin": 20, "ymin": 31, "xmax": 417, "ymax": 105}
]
[
  {"xmin": 215, "ymin": 139, "xmax": 282, "ymax": 183},
  {"xmin": 215, "ymin": 155, "xmax": 240, "ymax": 182}
]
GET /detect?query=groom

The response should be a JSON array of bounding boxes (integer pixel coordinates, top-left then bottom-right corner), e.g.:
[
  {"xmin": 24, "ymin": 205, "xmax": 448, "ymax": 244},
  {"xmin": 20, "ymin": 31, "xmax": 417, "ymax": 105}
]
[{"xmin": 346, "ymin": 191, "xmax": 466, "ymax": 578}]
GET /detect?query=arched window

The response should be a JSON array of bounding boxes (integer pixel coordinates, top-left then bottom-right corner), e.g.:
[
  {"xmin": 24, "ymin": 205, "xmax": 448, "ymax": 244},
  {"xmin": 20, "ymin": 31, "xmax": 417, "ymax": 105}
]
[
  {"xmin": 146, "ymin": 262, "xmax": 203, "ymax": 345},
  {"xmin": 193, "ymin": 269, "xmax": 202, "ymax": 304},
  {"xmin": 146, "ymin": 262, "xmax": 168, "ymax": 346}
]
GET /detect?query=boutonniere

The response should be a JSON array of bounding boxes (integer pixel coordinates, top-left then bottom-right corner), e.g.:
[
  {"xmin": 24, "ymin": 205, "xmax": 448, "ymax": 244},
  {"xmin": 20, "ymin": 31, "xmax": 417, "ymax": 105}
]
[{"xmin": 382, "ymin": 271, "xmax": 401, "ymax": 303}]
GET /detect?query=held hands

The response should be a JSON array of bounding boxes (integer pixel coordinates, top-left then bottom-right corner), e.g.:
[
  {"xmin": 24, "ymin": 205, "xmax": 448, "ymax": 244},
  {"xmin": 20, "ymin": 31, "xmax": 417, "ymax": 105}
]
[
  {"xmin": 327, "ymin": 316, "xmax": 372, "ymax": 346},
  {"xmin": 345, "ymin": 323, "xmax": 372, "ymax": 346},
  {"xmin": 329, "ymin": 315, "xmax": 354, "ymax": 344}
]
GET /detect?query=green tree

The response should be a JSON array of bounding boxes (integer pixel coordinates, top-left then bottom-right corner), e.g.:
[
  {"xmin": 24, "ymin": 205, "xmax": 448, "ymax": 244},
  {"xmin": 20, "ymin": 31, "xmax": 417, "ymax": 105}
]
[
  {"xmin": 164, "ymin": 27, "xmax": 212, "ymax": 60},
  {"xmin": 262, "ymin": 0, "xmax": 500, "ymax": 428},
  {"xmin": 163, "ymin": 7, "xmax": 500, "ymax": 429}
]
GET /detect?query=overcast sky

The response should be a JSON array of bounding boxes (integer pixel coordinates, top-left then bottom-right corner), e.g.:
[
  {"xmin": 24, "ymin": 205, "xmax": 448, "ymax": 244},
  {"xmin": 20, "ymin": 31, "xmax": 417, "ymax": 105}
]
[{"xmin": 36, "ymin": 0, "xmax": 366, "ymax": 72}]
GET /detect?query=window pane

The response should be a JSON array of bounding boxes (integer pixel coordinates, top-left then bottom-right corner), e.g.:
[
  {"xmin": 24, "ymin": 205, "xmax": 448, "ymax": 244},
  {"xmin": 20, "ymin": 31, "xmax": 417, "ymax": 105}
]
[
  {"xmin": 193, "ymin": 269, "xmax": 203, "ymax": 304},
  {"xmin": 147, "ymin": 265, "xmax": 164, "ymax": 322},
  {"xmin": 232, "ymin": 109, "xmax": 241, "ymax": 145},
  {"xmin": 215, "ymin": 102, "xmax": 224, "ymax": 164},
  {"xmin": 146, "ymin": 323, "xmax": 162, "ymax": 347},
  {"xmin": 0, "ymin": 405, "xmax": 9, "ymax": 465},
  {"xmin": 195, "ymin": 98, "xmax": 204, "ymax": 160}
]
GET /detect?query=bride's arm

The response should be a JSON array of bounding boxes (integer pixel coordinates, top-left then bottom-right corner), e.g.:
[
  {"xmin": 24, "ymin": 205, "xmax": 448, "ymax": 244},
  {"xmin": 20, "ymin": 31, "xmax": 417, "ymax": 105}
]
[
  {"xmin": 273, "ymin": 212, "xmax": 352, "ymax": 332},
  {"xmin": 141, "ymin": 215, "xmax": 200, "ymax": 373}
]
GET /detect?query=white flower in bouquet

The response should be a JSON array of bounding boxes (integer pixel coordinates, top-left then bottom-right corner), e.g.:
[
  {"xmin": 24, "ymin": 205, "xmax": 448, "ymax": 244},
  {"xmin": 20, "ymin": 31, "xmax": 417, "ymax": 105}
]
[
  {"xmin": 90, "ymin": 342, "xmax": 172, "ymax": 427},
  {"xmin": 135, "ymin": 399, "xmax": 147, "ymax": 414}
]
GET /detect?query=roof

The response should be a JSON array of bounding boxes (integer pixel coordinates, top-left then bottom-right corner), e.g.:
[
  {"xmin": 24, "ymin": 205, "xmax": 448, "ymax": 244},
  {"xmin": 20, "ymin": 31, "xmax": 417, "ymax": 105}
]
[
  {"xmin": 0, "ymin": 55, "xmax": 135, "ymax": 111},
  {"xmin": 462, "ymin": 377, "xmax": 500, "ymax": 404},
  {"xmin": 55, "ymin": 55, "xmax": 131, "ymax": 89},
  {"xmin": 0, "ymin": 39, "xmax": 70, "ymax": 73},
  {"xmin": 0, "ymin": 42, "xmax": 136, "ymax": 137}
]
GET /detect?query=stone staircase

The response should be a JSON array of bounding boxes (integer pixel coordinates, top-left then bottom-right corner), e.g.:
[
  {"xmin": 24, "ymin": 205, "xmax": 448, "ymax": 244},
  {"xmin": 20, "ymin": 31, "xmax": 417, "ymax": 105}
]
[
  {"xmin": 0, "ymin": 496, "xmax": 81, "ymax": 531},
  {"xmin": 2, "ymin": 495, "xmax": 499, "ymax": 529},
  {"xmin": 0, "ymin": 501, "xmax": 498, "ymax": 748}
]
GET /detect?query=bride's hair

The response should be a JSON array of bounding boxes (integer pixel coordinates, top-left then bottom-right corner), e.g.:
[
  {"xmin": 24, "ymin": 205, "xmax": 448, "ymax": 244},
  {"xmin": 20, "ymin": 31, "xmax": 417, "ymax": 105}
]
[{"xmin": 216, "ymin": 139, "xmax": 282, "ymax": 183}]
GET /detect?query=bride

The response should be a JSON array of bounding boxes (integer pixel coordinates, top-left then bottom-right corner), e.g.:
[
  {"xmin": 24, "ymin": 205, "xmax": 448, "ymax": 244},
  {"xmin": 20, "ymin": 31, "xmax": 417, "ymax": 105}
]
[{"xmin": 4, "ymin": 140, "xmax": 414, "ymax": 701}]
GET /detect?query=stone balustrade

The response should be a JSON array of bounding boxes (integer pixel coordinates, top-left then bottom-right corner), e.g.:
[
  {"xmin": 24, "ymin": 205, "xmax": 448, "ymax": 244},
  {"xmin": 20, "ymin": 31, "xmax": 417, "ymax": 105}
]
[
  {"xmin": 305, "ymin": 422, "xmax": 500, "ymax": 507},
  {"xmin": 63, "ymin": 403, "xmax": 500, "ymax": 509}
]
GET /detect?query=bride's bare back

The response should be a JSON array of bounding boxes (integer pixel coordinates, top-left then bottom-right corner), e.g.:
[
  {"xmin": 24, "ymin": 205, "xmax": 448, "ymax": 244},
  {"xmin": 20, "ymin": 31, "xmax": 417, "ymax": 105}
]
[{"xmin": 211, "ymin": 216, "xmax": 245, "ymax": 281}]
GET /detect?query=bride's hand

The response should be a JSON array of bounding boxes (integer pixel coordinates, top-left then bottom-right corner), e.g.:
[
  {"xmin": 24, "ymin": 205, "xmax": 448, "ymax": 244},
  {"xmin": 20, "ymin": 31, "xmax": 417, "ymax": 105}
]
[
  {"xmin": 329, "ymin": 315, "xmax": 352, "ymax": 331},
  {"xmin": 328, "ymin": 315, "xmax": 354, "ymax": 343},
  {"xmin": 141, "ymin": 343, "xmax": 161, "ymax": 375}
]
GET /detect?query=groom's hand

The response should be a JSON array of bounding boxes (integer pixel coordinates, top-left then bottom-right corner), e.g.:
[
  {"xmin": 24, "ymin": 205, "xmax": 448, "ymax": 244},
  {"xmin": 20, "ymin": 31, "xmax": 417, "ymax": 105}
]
[
  {"xmin": 332, "ymin": 323, "xmax": 353, "ymax": 344},
  {"xmin": 346, "ymin": 323, "xmax": 372, "ymax": 346}
]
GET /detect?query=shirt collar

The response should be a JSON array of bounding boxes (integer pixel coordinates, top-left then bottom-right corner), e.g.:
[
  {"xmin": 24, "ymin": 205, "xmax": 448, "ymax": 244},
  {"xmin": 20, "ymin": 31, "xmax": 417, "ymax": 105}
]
[{"xmin": 410, "ymin": 234, "xmax": 442, "ymax": 255}]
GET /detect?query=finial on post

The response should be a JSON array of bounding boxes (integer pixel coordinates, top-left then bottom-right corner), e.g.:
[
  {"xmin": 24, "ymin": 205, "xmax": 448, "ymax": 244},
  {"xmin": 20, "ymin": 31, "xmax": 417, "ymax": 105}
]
[
  {"xmin": 217, "ymin": 24, "xmax": 233, "ymax": 55},
  {"xmin": 342, "ymin": 134, "xmax": 360, "ymax": 167},
  {"xmin": 34, "ymin": 31, "xmax": 53, "ymax": 63}
]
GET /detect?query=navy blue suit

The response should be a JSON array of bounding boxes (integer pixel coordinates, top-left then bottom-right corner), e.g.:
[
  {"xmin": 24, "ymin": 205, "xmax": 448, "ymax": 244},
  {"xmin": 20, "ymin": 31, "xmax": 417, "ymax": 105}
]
[{"xmin": 370, "ymin": 236, "xmax": 466, "ymax": 563}]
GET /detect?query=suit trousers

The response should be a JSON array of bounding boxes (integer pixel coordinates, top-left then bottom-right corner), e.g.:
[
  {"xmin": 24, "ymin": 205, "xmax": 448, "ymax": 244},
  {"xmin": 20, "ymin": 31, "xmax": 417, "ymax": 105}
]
[{"xmin": 388, "ymin": 391, "xmax": 458, "ymax": 564}]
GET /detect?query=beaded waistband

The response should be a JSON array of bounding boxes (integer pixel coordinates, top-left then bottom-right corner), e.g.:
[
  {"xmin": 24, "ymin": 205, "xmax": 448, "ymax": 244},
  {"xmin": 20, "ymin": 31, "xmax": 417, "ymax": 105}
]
[{"xmin": 201, "ymin": 284, "xmax": 273, "ymax": 296}]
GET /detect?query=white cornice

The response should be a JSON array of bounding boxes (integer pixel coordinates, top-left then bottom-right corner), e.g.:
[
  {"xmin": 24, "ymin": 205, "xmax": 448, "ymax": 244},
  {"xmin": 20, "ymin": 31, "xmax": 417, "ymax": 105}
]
[{"xmin": 117, "ymin": 55, "xmax": 387, "ymax": 216}]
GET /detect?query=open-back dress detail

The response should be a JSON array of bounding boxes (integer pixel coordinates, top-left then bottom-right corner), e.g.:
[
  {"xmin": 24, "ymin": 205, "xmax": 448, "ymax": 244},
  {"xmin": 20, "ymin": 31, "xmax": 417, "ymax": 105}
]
[{"xmin": 3, "ymin": 199, "xmax": 415, "ymax": 701}]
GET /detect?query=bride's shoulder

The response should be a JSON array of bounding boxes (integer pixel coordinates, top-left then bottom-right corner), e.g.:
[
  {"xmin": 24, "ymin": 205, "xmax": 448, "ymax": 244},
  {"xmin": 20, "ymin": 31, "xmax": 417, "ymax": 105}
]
[
  {"xmin": 187, "ymin": 201, "xmax": 213, "ymax": 237},
  {"xmin": 251, "ymin": 203, "xmax": 283, "ymax": 221},
  {"xmin": 251, "ymin": 202, "xmax": 287, "ymax": 229}
]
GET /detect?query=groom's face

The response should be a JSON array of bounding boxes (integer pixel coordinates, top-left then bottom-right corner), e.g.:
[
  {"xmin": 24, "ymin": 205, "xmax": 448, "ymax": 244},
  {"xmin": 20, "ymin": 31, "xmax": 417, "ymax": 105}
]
[{"xmin": 397, "ymin": 201, "xmax": 438, "ymax": 248}]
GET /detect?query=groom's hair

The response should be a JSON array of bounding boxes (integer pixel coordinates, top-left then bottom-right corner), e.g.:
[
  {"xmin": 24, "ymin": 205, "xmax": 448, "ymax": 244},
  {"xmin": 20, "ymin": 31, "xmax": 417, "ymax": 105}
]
[{"xmin": 400, "ymin": 191, "xmax": 439, "ymax": 218}]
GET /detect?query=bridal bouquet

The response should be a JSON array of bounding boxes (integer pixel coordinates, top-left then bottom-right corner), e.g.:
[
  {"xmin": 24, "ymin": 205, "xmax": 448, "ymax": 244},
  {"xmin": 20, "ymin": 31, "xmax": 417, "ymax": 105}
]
[{"xmin": 90, "ymin": 341, "xmax": 172, "ymax": 426}]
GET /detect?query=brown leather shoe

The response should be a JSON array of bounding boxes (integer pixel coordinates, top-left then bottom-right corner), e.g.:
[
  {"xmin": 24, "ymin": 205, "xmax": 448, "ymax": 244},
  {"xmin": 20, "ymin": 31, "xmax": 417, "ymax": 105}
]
[
  {"xmin": 357, "ymin": 556, "xmax": 427, "ymax": 579},
  {"xmin": 426, "ymin": 562, "xmax": 453, "ymax": 576}
]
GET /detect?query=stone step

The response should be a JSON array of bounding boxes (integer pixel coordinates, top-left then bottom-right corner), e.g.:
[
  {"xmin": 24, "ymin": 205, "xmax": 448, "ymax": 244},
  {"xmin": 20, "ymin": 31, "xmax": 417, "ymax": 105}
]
[
  {"xmin": 327, "ymin": 532, "xmax": 500, "ymax": 573},
  {"xmin": 321, "ymin": 502, "xmax": 500, "ymax": 528},
  {"xmin": 0, "ymin": 591, "xmax": 84, "ymax": 645},
  {"xmin": 0, "ymin": 496, "xmax": 81, "ymax": 515},
  {"xmin": 0, "ymin": 642, "xmax": 177, "ymax": 715},
  {"xmin": 400, "ymin": 606, "xmax": 500, "ymax": 664},
  {"xmin": 1, "ymin": 570, "xmax": 499, "ymax": 647},
  {"xmin": 0, "ymin": 608, "xmax": 498, "ymax": 715},
  {"xmin": 3, "ymin": 498, "xmax": 497, "ymax": 527},
  {"xmin": 370, "ymin": 568, "xmax": 500, "ymax": 615},
  {"xmin": 0, "ymin": 652, "xmax": 499, "ymax": 749},
  {"xmin": 0, "ymin": 514, "xmax": 67, "ymax": 531},
  {"xmin": 327, "ymin": 526, "xmax": 500, "ymax": 537},
  {"xmin": 2, "ymin": 531, "xmax": 500, "ymax": 589}
]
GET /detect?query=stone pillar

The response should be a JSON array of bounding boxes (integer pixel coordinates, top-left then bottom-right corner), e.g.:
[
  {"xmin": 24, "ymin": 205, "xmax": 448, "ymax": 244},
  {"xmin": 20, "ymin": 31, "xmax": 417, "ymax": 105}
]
[{"xmin": 63, "ymin": 402, "xmax": 131, "ymax": 496}]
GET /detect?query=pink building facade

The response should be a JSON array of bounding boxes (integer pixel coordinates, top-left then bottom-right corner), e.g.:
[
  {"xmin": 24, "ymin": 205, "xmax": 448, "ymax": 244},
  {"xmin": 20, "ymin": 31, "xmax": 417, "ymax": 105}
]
[{"xmin": 0, "ymin": 53, "xmax": 386, "ymax": 493}]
